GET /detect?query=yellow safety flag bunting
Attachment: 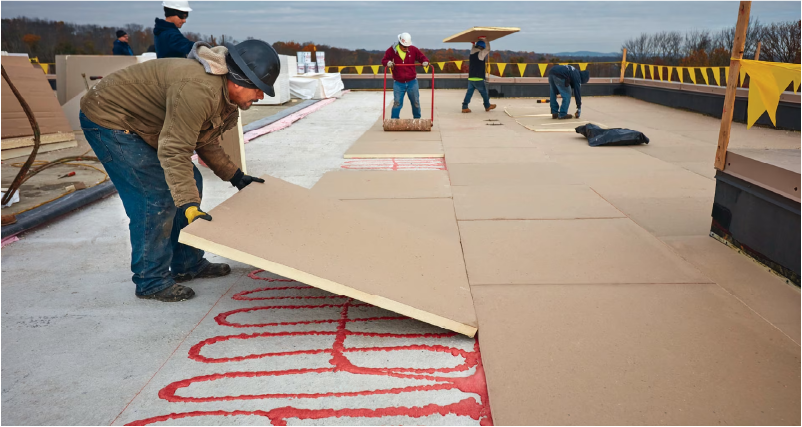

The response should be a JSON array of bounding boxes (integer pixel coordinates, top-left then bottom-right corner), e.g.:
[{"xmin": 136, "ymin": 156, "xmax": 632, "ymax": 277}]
[
  {"xmin": 677, "ymin": 67, "xmax": 684, "ymax": 83},
  {"xmin": 538, "ymin": 63, "xmax": 548, "ymax": 77},
  {"xmin": 371, "ymin": 65, "xmax": 380, "ymax": 75},
  {"xmin": 711, "ymin": 67, "xmax": 721, "ymax": 86},
  {"xmin": 496, "ymin": 63, "xmax": 507, "ymax": 76},
  {"xmin": 517, "ymin": 63, "xmax": 527, "ymax": 76},
  {"xmin": 453, "ymin": 61, "xmax": 463, "ymax": 71},
  {"xmin": 737, "ymin": 59, "xmax": 802, "ymax": 128},
  {"xmin": 579, "ymin": 63, "xmax": 589, "ymax": 71},
  {"xmin": 354, "ymin": 66, "xmax": 364, "ymax": 75},
  {"xmin": 436, "ymin": 62, "xmax": 445, "ymax": 71}
]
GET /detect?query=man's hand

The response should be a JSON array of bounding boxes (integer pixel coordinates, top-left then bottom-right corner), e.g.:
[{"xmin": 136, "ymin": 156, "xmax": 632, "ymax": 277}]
[
  {"xmin": 575, "ymin": 107, "xmax": 582, "ymax": 119},
  {"xmin": 386, "ymin": 60, "xmax": 394, "ymax": 69},
  {"xmin": 422, "ymin": 61, "xmax": 429, "ymax": 67},
  {"xmin": 181, "ymin": 202, "xmax": 212, "ymax": 224},
  {"xmin": 229, "ymin": 169, "xmax": 266, "ymax": 191}
]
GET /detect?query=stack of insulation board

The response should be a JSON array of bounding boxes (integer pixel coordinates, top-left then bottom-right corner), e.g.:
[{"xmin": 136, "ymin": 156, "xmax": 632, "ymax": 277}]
[{"xmin": 1, "ymin": 55, "xmax": 76, "ymax": 160}]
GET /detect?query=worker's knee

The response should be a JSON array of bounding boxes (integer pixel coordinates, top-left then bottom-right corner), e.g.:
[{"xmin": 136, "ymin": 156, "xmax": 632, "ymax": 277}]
[{"xmin": 393, "ymin": 101, "xmax": 401, "ymax": 107}]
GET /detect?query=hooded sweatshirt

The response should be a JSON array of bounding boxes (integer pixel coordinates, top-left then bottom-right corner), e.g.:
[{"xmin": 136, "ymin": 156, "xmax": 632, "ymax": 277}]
[
  {"xmin": 80, "ymin": 42, "xmax": 239, "ymax": 206},
  {"xmin": 113, "ymin": 39, "xmax": 134, "ymax": 56},
  {"xmin": 153, "ymin": 18, "xmax": 194, "ymax": 59},
  {"xmin": 549, "ymin": 64, "xmax": 589, "ymax": 107},
  {"xmin": 381, "ymin": 44, "xmax": 429, "ymax": 83}
]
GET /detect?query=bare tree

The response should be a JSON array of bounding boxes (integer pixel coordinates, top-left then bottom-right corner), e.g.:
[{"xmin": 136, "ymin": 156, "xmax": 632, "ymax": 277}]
[{"xmin": 759, "ymin": 20, "xmax": 801, "ymax": 63}]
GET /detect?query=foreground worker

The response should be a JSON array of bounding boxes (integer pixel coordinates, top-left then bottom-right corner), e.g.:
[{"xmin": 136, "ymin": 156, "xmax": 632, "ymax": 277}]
[
  {"xmin": 154, "ymin": 0, "xmax": 194, "ymax": 58},
  {"xmin": 548, "ymin": 64, "xmax": 590, "ymax": 119},
  {"xmin": 462, "ymin": 36, "xmax": 496, "ymax": 113},
  {"xmin": 381, "ymin": 32, "xmax": 430, "ymax": 119},
  {"xmin": 79, "ymin": 39, "xmax": 280, "ymax": 302},
  {"xmin": 112, "ymin": 30, "xmax": 134, "ymax": 56}
]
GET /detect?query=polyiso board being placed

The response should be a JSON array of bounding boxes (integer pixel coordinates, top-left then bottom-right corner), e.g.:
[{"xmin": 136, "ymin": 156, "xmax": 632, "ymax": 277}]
[
  {"xmin": 443, "ymin": 27, "xmax": 520, "ymax": 43},
  {"xmin": 179, "ymin": 175, "xmax": 477, "ymax": 337}
]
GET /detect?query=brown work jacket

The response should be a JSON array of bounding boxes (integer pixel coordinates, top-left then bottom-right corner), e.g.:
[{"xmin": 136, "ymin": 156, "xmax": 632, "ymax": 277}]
[{"xmin": 80, "ymin": 57, "xmax": 239, "ymax": 207}]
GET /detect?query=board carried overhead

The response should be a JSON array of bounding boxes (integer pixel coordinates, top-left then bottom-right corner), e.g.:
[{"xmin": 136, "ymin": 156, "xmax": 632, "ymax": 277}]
[
  {"xmin": 179, "ymin": 175, "xmax": 477, "ymax": 337},
  {"xmin": 443, "ymin": 27, "xmax": 520, "ymax": 43}
]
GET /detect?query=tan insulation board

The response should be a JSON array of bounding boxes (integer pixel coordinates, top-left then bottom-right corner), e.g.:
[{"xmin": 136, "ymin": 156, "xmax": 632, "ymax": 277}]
[
  {"xmin": 312, "ymin": 170, "xmax": 452, "ymax": 199},
  {"xmin": 504, "ymin": 106, "xmax": 551, "ymax": 118},
  {"xmin": 603, "ymin": 196, "xmax": 714, "ymax": 237},
  {"xmin": 342, "ymin": 198, "xmax": 461, "ymax": 242},
  {"xmin": 1, "ymin": 139, "xmax": 78, "ymax": 160},
  {"xmin": 588, "ymin": 169, "xmax": 716, "ymax": 199},
  {"xmin": 447, "ymin": 163, "xmax": 583, "ymax": 186},
  {"xmin": 1, "ymin": 131, "xmax": 76, "ymax": 150},
  {"xmin": 441, "ymin": 134, "xmax": 535, "ymax": 148},
  {"xmin": 344, "ymin": 140, "xmax": 444, "ymax": 159},
  {"xmin": 452, "ymin": 185, "xmax": 624, "ymax": 220},
  {"xmin": 179, "ymin": 175, "xmax": 477, "ymax": 337},
  {"xmin": 217, "ymin": 112, "xmax": 246, "ymax": 173},
  {"xmin": 459, "ymin": 218, "xmax": 710, "ymax": 285},
  {"xmin": 56, "ymin": 55, "xmax": 137, "ymax": 105},
  {"xmin": 473, "ymin": 284, "xmax": 801, "ymax": 425},
  {"xmin": 444, "ymin": 147, "xmax": 549, "ymax": 164},
  {"xmin": 664, "ymin": 235, "xmax": 801, "ymax": 342},
  {"xmin": 442, "ymin": 26, "xmax": 520, "ymax": 43},
  {"xmin": 1, "ymin": 56, "xmax": 73, "ymax": 140}
]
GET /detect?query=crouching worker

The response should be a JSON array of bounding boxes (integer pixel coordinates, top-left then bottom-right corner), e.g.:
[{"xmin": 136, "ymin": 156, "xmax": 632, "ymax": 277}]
[
  {"xmin": 462, "ymin": 36, "xmax": 496, "ymax": 113},
  {"xmin": 548, "ymin": 64, "xmax": 590, "ymax": 119},
  {"xmin": 79, "ymin": 39, "xmax": 280, "ymax": 302},
  {"xmin": 381, "ymin": 32, "xmax": 430, "ymax": 119}
]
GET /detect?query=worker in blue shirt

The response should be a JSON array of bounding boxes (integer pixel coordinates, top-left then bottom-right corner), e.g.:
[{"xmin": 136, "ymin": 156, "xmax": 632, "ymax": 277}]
[
  {"xmin": 548, "ymin": 64, "xmax": 590, "ymax": 119},
  {"xmin": 154, "ymin": 1, "xmax": 194, "ymax": 59},
  {"xmin": 113, "ymin": 31, "xmax": 134, "ymax": 56}
]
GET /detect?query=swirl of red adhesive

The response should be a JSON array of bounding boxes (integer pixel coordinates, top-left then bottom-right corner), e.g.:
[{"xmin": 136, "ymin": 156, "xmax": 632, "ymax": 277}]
[
  {"xmin": 128, "ymin": 270, "xmax": 494, "ymax": 426},
  {"xmin": 233, "ymin": 285, "xmax": 349, "ymax": 301},
  {"xmin": 215, "ymin": 302, "xmax": 406, "ymax": 328}
]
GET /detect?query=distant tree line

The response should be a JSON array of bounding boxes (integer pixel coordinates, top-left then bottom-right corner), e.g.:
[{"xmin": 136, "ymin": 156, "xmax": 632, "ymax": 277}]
[
  {"xmin": 622, "ymin": 18, "xmax": 801, "ymax": 66},
  {"xmin": 1, "ymin": 17, "xmax": 237, "ymax": 63}
]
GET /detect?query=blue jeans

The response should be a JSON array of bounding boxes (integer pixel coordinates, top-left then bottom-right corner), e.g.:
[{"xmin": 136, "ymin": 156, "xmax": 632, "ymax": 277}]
[
  {"xmin": 462, "ymin": 80, "xmax": 491, "ymax": 109},
  {"xmin": 391, "ymin": 79, "xmax": 421, "ymax": 119},
  {"xmin": 79, "ymin": 111, "xmax": 209, "ymax": 296},
  {"xmin": 548, "ymin": 74, "xmax": 573, "ymax": 117}
]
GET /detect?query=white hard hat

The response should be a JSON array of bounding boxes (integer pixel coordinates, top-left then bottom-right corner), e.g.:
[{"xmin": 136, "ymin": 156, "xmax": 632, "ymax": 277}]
[
  {"xmin": 397, "ymin": 32, "xmax": 412, "ymax": 47},
  {"xmin": 162, "ymin": 1, "xmax": 192, "ymax": 12}
]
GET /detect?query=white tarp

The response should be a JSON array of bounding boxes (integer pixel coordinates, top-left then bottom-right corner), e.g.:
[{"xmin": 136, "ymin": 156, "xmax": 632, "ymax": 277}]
[{"xmin": 290, "ymin": 73, "xmax": 344, "ymax": 99}]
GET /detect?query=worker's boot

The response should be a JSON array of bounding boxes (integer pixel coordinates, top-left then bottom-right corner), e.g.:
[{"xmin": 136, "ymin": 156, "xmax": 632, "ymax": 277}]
[
  {"xmin": 174, "ymin": 262, "xmax": 232, "ymax": 283},
  {"xmin": 137, "ymin": 284, "xmax": 195, "ymax": 302},
  {"xmin": 552, "ymin": 114, "xmax": 558, "ymax": 119},
  {"xmin": 485, "ymin": 104, "xmax": 497, "ymax": 112},
  {"xmin": 462, "ymin": 108, "xmax": 471, "ymax": 113},
  {"xmin": 558, "ymin": 114, "xmax": 574, "ymax": 120}
]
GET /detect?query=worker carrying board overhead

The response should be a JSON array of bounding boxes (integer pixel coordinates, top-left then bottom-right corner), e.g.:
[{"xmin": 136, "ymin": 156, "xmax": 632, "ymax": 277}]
[
  {"xmin": 381, "ymin": 32, "xmax": 430, "ymax": 120},
  {"xmin": 154, "ymin": 0, "xmax": 194, "ymax": 58},
  {"xmin": 79, "ymin": 39, "xmax": 280, "ymax": 302},
  {"xmin": 462, "ymin": 36, "xmax": 496, "ymax": 113},
  {"xmin": 548, "ymin": 64, "xmax": 589, "ymax": 119}
]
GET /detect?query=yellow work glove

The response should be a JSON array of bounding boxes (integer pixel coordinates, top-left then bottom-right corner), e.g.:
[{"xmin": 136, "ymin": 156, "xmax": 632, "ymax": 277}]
[{"xmin": 181, "ymin": 203, "xmax": 212, "ymax": 224}]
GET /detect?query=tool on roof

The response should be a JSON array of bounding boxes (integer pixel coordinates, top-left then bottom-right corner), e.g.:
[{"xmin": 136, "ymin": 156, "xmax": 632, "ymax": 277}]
[
  {"xmin": 382, "ymin": 63, "xmax": 434, "ymax": 131},
  {"xmin": 58, "ymin": 172, "xmax": 76, "ymax": 179}
]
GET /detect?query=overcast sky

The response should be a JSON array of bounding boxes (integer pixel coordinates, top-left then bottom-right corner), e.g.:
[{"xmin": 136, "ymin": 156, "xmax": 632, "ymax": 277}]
[{"xmin": 3, "ymin": 1, "xmax": 800, "ymax": 52}]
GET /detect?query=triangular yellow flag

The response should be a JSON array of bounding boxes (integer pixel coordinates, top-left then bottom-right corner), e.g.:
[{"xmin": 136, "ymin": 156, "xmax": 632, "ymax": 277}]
[
  {"xmin": 338, "ymin": 66, "xmax": 346, "ymax": 72},
  {"xmin": 453, "ymin": 61, "xmax": 463, "ymax": 72},
  {"xmin": 579, "ymin": 63, "xmax": 589, "ymax": 71},
  {"xmin": 712, "ymin": 67, "xmax": 721, "ymax": 86},
  {"xmin": 370, "ymin": 65, "xmax": 379, "ymax": 75},
  {"xmin": 658, "ymin": 66, "xmax": 664, "ymax": 81},
  {"xmin": 538, "ymin": 63, "xmax": 548, "ymax": 76},
  {"xmin": 739, "ymin": 59, "xmax": 802, "ymax": 128},
  {"xmin": 688, "ymin": 68, "xmax": 696, "ymax": 84},
  {"xmin": 423, "ymin": 65, "xmax": 429, "ymax": 73},
  {"xmin": 676, "ymin": 67, "xmax": 683, "ymax": 83},
  {"xmin": 724, "ymin": 67, "xmax": 729, "ymax": 84},
  {"xmin": 436, "ymin": 62, "xmax": 445, "ymax": 71},
  {"xmin": 497, "ymin": 63, "xmax": 507, "ymax": 76},
  {"xmin": 667, "ymin": 67, "xmax": 674, "ymax": 82},
  {"xmin": 640, "ymin": 64, "xmax": 645, "ymax": 78},
  {"xmin": 354, "ymin": 66, "xmax": 364, "ymax": 75},
  {"xmin": 701, "ymin": 68, "xmax": 710, "ymax": 85},
  {"xmin": 517, "ymin": 63, "xmax": 527, "ymax": 76}
]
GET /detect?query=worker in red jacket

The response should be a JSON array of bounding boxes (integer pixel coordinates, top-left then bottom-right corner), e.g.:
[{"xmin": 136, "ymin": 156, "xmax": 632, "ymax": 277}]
[{"xmin": 381, "ymin": 32, "xmax": 430, "ymax": 119}]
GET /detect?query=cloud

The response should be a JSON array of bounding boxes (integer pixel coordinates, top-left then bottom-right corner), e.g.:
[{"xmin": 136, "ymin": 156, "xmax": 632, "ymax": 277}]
[{"xmin": 3, "ymin": 1, "xmax": 799, "ymax": 52}]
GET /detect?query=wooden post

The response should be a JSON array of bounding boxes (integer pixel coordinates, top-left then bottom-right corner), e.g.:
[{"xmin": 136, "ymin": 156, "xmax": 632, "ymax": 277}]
[
  {"xmin": 754, "ymin": 41, "xmax": 761, "ymax": 60},
  {"xmin": 619, "ymin": 48, "xmax": 628, "ymax": 83},
  {"xmin": 714, "ymin": 1, "xmax": 751, "ymax": 171}
]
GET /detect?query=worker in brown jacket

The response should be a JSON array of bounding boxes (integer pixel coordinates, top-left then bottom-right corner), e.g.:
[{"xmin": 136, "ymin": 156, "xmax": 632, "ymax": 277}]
[{"xmin": 79, "ymin": 39, "xmax": 280, "ymax": 302}]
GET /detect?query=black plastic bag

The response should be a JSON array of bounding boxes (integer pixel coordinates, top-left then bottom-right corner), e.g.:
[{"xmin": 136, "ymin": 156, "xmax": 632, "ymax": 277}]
[{"xmin": 575, "ymin": 124, "xmax": 650, "ymax": 147}]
